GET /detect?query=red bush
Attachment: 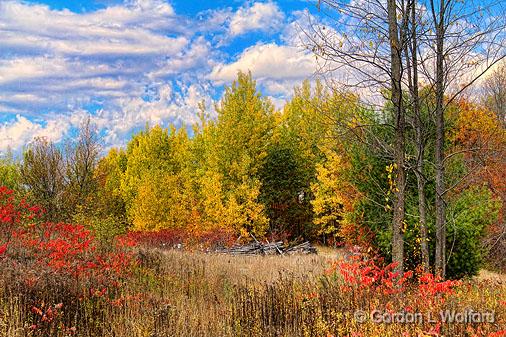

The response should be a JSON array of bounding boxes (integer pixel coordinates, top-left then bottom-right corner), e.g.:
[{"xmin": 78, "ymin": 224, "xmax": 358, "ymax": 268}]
[
  {"xmin": 0, "ymin": 186, "xmax": 137, "ymax": 335},
  {"xmin": 327, "ymin": 254, "xmax": 413, "ymax": 295}
]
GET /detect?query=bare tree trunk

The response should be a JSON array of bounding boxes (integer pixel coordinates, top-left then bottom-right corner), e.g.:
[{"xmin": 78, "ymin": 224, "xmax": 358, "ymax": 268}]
[
  {"xmin": 408, "ymin": 1, "xmax": 430, "ymax": 272},
  {"xmin": 432, "ymin": 0, "xmax": 446, "ymax": 278},
  {"xmin": 387, "ymin": 0, "xmax": 405, "ymax": 274}
]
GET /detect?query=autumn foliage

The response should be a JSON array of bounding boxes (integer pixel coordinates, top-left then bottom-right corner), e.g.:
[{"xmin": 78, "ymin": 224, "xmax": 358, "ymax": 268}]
[{"xmin": 0, "ymin": 186, "xmax": 136, "ymax": 335}]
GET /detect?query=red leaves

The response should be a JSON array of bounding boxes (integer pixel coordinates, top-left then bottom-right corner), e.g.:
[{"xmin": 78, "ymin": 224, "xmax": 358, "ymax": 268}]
[
  {"xmin": 0, "ymin": 186, "xmax": 136, "ymax": 303},
  {"xmin": 328, "ymin": 255, "xmax": 413, "ymax": 295},
  {"xmin": 0, "ymin": 243, "xmax": 7, "ymax": 255},
  {"xmin": 29, "ymin": 302, "xmax": 76, "ymax": 334},
  {"xmin": 327, "ymin": 251, "xmax": 462, "ymax": 305},
  {"xmin": 0, "ymin": 187, "xmax": 44, "ymax": 226},
  {"xmin": 418, "ymin": 273, "xmax": 461, "ymax": 297}
]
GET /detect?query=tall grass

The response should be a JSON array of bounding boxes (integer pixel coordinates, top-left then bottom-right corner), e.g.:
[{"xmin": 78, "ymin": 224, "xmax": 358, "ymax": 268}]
[{"xmin": 1, "ymin": 248, "xmax": 504, "ymax": 337}]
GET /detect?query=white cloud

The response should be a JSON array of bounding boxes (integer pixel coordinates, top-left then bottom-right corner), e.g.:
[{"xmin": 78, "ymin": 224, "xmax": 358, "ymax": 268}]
[
  {"xmin": 0, "ymin": 1, "xmax": 187, "ymax": 57},
  {"xmin": 209, "ymin": 43, "xmax": 315, "ymax": 83},
  {"xmin": 0, "ymin": 115, "xmax": 70, "ymax": 152},
  {"xmin": 0, "ymin": 1, "xmax": 316, "ymax": 153},
  {"xmin": 0, "ymin": 57, "xmax": 67, "ymax": 85},
  {"xmin": 148, "ymin": 36, "xmax": 214, "ymax": 79},
  {"xmin": 229, "ymin": 2, "xmax": 284, "ymax": 37},
  {"xmin": 91, "ymin": 82, "xmax": 212, "ymax": 145}
]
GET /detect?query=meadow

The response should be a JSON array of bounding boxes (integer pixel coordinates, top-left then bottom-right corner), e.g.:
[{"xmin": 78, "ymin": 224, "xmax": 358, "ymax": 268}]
[{"xmin": 1, "ymin": 211, "xmax": 505, "ymax": 337}]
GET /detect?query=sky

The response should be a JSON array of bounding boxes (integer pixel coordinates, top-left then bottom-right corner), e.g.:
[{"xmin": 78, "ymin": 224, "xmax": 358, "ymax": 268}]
[
  {"xmin": 0, "ymin": 0, "xmax": 325, "ymax": 154},
  {"xmin": 0, "ymin": 0, "xmax": 502, "ymax": 155}
]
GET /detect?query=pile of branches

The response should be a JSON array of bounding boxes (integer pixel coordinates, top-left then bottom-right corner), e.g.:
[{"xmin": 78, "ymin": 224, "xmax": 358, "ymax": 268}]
[{"xmin": 214, "ymin": 240, "xmax": 317, "ymax": 256}]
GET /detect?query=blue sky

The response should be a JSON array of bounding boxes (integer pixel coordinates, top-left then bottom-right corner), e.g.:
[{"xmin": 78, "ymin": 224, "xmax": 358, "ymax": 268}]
[
  {"xmin": 0, "ymin": 0, "xmax": 324, "ymax": 154},
  {"xmin": 0, "ymin": 0, "xmax": 502, "ymax": 154}
]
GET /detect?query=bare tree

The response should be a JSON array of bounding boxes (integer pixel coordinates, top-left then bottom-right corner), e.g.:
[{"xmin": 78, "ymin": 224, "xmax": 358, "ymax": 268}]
[
  {"xmin": 483, "ymin": 61, "xmax": 506, "ymax": 125},
  {"xmin": 305, "ymin": 0, "xmax": 505, "ymax": 278},
  {"xmin": 387, "ymin": 0, "xmax": 407, "ymax": 275},
  {"xmin": 303, "ymin": 0, "xmax": 410, "ymax": 273},
  {"xmin": 65, "ymin": 117, "xmax": 101, "ymax": 212},
  {"xmin": 421, "ymin": 0, "xmax": 506, "ymax": 278},
  {"xmin": 402, "ymin": 0, "xmax": 430, "ymax": 271},
  {"xmin": 21, "ymin": 138, "xmax": 66, "ymax": 220}
]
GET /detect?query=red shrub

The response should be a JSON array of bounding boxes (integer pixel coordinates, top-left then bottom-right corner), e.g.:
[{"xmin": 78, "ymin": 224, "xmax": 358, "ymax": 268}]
[
  {"xmin": 0, "ymin": 186, "xmax": 137, "ymax": 336},
  {"xmin": 327, "ymin": 254, "xmax": 413, "ymax": 295}
]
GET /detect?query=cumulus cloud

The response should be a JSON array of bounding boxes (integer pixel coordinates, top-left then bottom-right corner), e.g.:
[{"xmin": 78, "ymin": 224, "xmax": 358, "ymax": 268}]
[
  {"xmin": 209, "ymin": 42, "xmax": 315, "ymax": 83},
  {"xmin": 229, "ymin": 2, "xmax": 285, "ymax": 37},
  {"xmin": 0, "ymin": 0, "xmax": 321, "ymax": 153},
  {"xmin": 0, "ymin": 115, "xmax": 70, "ymax": 153}
]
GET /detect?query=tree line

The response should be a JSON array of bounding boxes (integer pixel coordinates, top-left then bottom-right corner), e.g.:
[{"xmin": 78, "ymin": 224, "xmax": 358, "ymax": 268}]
[{"xmin": 0, "ymin": 67, "xmax": 504, "ymax": 278}]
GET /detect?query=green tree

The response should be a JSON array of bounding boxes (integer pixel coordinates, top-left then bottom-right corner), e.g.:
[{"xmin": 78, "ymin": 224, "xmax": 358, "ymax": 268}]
[
  {"xmin": 21, "ymin": 138, "xmax": 66, "ymax": 221},
  {"xmin": 445, "ymin": 187, "xmax": 500, "ymax": 278},
  {"xmin": 0, "ymin": 150, "xmax": 21, "ymax": 191}
]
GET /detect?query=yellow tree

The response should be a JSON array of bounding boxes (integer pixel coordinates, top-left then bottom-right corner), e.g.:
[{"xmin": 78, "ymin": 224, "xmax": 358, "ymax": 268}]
[
  {"xmin": 311, "ymin": 148, "xmax": 360, "ymax": 243},
  {"xmin": 212, "ymin": 72, "xmax": 273, "ymax": 237},
  {"xmin": 121, "ymin": 125, "xmax": 198, "ymax": 231}
]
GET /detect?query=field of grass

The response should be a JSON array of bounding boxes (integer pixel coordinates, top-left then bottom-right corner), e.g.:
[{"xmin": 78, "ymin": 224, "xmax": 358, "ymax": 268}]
[{"xmin": 1, "ymin": 246, "xmax": 505, "ymax": 337}]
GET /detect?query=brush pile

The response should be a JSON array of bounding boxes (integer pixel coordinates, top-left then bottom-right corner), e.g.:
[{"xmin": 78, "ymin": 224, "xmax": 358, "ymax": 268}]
[{"xmin": 214, "ymin": 240, "xmax": 317, "ymax": 256}]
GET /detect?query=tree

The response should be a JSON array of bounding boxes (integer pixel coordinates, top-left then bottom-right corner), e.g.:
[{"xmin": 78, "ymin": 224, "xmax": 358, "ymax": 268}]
[
  {"xmin": 260, "ymin": 80, "xmax": 329, "ymax": 239},
  {"xmin": 259, "ymin": 143, "xmax": 310, "ymax": 238},
  {"xmin": 307, "ymin": 0, "xmax": 505, "ymax": 278},
  {"xmin": 422, "ymin": 0, "xmax": 506, "ymax": 278},
  {"xmin": 213, "ymin": 72, "xmax": 274, "ymax": 237},
  {"xmin": 483, "ymin": 61, "xmax": 506, "ymax": 125},
  {"xmin": 21, "ymin": 138, "xmax": 66, "ymax": 220},
  {"xmin": 0, "ymin": 150, "xmax": 21, "ymax": 191},
  {"xmin": 74, "ymin": 147, "xmax": 129, "ymax": 240},
  {"xmin": 65, "ymin": 118, "xmax": 101, "ymax": 214},
  {"xmin": 311, "ymin": 148, "xmax": 360, "ymax": 243},
  {"xmin": 304, "ymin": 0, "xmax": 409, "ymax": 273},
  {"xmin": 386, "ymin": 0, "xmax": 407, "ymax": 275},
  {"xmin": 94, "ymin": 148, "xmax": 127, "ymax": 220},
  {"xmin": 121, "ymin": 125, "xmax": 197, "ymax": 231},
  {"xmin": 448, "ymin": 99, "xmax": 506, "ymax": 270}
]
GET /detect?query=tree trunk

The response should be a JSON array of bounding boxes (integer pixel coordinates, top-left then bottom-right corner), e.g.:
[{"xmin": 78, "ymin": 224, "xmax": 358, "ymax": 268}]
[
  {"xmin": 433, "ymin": 0, "xmax": 446, "ymax": 278},
  {"xmin": 409, "ymin": 0, "xmax": 430, "ymax": 272},
  {"xmin": 387, "ymin": 0, "xmax": 405, "ymax": 275}
]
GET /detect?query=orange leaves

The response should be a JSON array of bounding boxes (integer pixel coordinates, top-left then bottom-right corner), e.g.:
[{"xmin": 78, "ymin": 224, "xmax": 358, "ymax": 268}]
[
  {"xmin": 452, "ymin": 100, "xmax": 503, "ymax": 149},
  {"xmin": 449, "ymin": 99, "xmax": 506, "ymax": 243},
  {"xmin": 450, "ymin": 100, "xmax": 506, "ymax": 196}
]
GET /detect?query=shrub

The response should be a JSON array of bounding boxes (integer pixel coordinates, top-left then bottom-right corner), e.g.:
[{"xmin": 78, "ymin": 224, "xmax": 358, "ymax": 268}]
[
  {"xmin": 0, "ymin": 186, "xmax": 136, "ymax": 336},
  {"xmin": 446, "ymin": 186, "xmax": 500, "ymax": 278}
]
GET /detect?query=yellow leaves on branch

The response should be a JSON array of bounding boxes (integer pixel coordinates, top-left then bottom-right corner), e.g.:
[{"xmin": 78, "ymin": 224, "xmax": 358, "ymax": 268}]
[{"xmin": 311, "ymin": 149, "xmax": 360, "ymax": 237}]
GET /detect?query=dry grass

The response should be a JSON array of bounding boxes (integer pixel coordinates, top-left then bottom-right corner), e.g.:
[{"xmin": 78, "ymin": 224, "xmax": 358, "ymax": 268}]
[
  {"xmin": 159, "ymin": 249, "xmax": 331, "ymax": 284},
  {"xmin": 477, "ymin": 269, "xmax": 506, "ymax": 283},
  {"xmin": 1, "ymin": 248, "xmax": 505, "ymax": 337}
]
